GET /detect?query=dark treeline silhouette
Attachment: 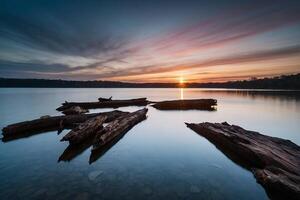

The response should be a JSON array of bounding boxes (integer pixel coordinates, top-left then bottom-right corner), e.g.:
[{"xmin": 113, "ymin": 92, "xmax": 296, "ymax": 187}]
[
  {"xmin": 188, "ymin": 73, "xmax": 300, "ymax": 89},
  {"xmin": 0, "ymin": 73, "xmax": 299, "ymax": 89}
]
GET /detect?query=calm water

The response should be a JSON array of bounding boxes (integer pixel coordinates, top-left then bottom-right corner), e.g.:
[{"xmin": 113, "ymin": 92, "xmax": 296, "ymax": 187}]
[{"xmin": 0, "ymin": 88, "xmax": 299, "ymax": 200}]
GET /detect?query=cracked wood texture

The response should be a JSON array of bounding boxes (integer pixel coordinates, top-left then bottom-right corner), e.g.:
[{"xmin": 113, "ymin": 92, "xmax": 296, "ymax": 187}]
[
  {"xmin": 186, "ymin": 122, "xmax": 300, "ymax": 200},
  {"xmin": 60, "ymin": 115, "xmax": 107, "ymax": 145},
  {"xmin": 92, "ymin": 108, "xmax": 148, "ymax": 152}
]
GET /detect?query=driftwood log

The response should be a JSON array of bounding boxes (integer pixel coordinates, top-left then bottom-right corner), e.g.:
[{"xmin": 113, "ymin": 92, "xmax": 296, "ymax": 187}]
[
  {"xmin": 60, "ymin": 108, "xmax": 148, "ymax": 163},
  {"xmin": 89, "ymin": 128, "xmax": 128, "ymax": 164},
  {"xmin": 92, "ymin": 108, "xmax": 148, "ymax": 152},
  {"xmin": 62, "ymin": 106, "xmax": 88, "ymax": 115},
  {"xmin": 61, "ymin": 115, "xmax": 107, "ymax": 145},
  {"xmin": 59, "ymin": 128, "xmax": 127, "ymax": 163},
  {"xmin": 186, "ymin": 122, "xmax": 300, "ymax": 200},
  {"xmin": 152, "ymin": 99, "xmax": 217, "ymax": 110},
  {"xmin": 59, "ymin": 136, "xmax": 95, "ymax": 162},
  {"xmin": 57, "ymin": 98, "xmax": 148, "ymax": 111},
  {"xmin": 2, "ymin": 110, "xmax": 128, "ymax": 141}
]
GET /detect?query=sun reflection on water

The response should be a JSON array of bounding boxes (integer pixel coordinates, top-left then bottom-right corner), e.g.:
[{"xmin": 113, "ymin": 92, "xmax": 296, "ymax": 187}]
[{"xmin": 180, "ymin": 88, "xmax": 184, "ymax": 99}]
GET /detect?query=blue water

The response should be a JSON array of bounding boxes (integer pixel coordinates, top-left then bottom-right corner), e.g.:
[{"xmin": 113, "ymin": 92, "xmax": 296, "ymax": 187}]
[{"xmin": 0, "ymin": 88, "xmax": 299, "ymax": 199}]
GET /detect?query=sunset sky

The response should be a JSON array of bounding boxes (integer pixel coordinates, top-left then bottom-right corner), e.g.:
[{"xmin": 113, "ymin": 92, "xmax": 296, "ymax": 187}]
[{"xmin": 1, "ymin": 0, "xmax": 300, "ymax": 83}]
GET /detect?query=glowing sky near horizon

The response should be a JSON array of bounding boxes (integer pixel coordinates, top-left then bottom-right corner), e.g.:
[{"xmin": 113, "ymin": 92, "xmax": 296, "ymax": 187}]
[{"xmin": 0, "ymin": 0, "xmax": 300, "ymax": 83}]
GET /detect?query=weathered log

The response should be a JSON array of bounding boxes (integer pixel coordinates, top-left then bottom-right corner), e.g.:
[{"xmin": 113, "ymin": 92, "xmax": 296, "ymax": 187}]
[
  {"xmin": 98, "ymin": 96, "xmax": 112, "ymax": 102},
  {"xmin": 152, "ymin": 99, "xmax": 217, "ymax": 110},
  {"xmin": 2, "ymin": 110, "xmax": 128, "ymax": 141},
  {"xmin": 89, "ymin": 129, "xmax": 127, "ymax": 164},
  {"xmin": 61, "ymin": 115, "xmax": 107, "ymax": 144},
  {"xmin": 59, "ymin": 136, "xmax": 95, "ymax": 162},
  {"xmin": 2, "ymin": 127, "xmax": 59, "ymax": 142},
  {"xmin": 62, "ymin": 106, "xmax": 88, "ymax": 115},
  {"xmin": 92, "ymin": 108, "xmax": 148, "ymax": 152},
  {"xmin": 57, "ymin": 98, "xmax": 148, "ymax": 111},
  {"xmin": 186, "ymin": 122, "xmax": 300, "ymax": 200}
]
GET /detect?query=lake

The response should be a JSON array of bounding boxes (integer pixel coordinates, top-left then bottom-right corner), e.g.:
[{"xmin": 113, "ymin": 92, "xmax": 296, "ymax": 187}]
[{"xmin": 0, "ymin": 88, "xmax": 299, "ymax": 200}]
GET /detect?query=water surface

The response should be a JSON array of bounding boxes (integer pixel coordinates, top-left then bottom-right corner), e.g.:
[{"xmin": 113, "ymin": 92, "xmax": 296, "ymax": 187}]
[{"xmin": 0, "ymin": 88, "xmax": 299, "ymax": 200}]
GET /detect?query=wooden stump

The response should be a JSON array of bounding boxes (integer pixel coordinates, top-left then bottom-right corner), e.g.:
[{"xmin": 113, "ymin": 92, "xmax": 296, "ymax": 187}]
[{"xmin": 186, "ymin": 122, "xmax": 300, "ymax": 200}]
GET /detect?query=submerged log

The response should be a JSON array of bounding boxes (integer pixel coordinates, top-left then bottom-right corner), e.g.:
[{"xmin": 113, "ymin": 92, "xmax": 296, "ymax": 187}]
[
  {"xmin": 59, "ymin": 135, "xmax": 95, "ymax": 162},
  {"xmin": 89, "ymin": 128, "xmax": 127, "ymax": 164},
  {"xmin": 186, "ymin": 122, "xmax": 300, "ymax": 200},
  {"xmin": 61, "ymin": 115, "xmax": 107, "ymax": 145},
  {"xmin": 92, "ymin": 108, "xmax": 148, "ymax": 152},
  {"xmin": 152, "ymin": 99, "xmax": 217, "ymax": 110},
  {"xmin": 2, "ymin": 110, "xmax": 128, "ymax": 141},
  {"xmin": 98, "ymin": 96, "xmax": 112, "ymax": 102},
  {"xmin": 57, "ymin": 98, "xmax": 148, "ymax": 111},
  {"xmin": 62, "ymin": 106, "xmax": 88, "ymax": 115},
  {"xmin": 60, "ymin": 108, "xmax": 148, "ymax": 163}
]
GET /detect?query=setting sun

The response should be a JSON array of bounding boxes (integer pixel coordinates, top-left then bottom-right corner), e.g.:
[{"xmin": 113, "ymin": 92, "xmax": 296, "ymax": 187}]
[{"xmin": 179, "ymin": 77, "xmax": 185, "ymax": 84}]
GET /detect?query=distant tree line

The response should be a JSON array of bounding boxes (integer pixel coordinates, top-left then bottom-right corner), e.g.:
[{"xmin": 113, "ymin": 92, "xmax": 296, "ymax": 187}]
[
  {"xmin": 0, "ymin": 73, "xmax": 299, "ymax": 89},
  {"xmin": 188, "ymin": 74, "xmax": 300, "ymax": 89}
]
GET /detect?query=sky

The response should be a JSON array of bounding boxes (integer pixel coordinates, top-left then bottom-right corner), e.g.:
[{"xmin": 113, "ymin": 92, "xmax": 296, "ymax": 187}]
[{"xmin": 0, "ymin": 0, "xmax": 300, "ymax": 83}]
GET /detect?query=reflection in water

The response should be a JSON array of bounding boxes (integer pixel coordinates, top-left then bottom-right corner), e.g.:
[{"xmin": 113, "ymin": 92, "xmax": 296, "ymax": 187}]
[
  {"xmin": 180, "ymin": 88, "xmax": 184, "ymax": 100},
  {"xmin": 59, "ymin": 130, "xmax": 128, "ymax": 164},
  {"xmin": 197, "ymin": 89, "xmax": 300, "ymax": 101},
  {"xmin": 89, "ymin": 130, "xmax": 128, "ymax": 164},
  {"xmin": 0, "ymin": 88, "xmax": 299, "ymax": 199},
  {"xmin": 58, "ymin": 136, "xmax": 95, "ymax": 162}
]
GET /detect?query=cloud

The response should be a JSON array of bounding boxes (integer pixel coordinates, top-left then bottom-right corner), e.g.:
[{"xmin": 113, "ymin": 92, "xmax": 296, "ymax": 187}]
[
  {"xmin": 1, "ymin": 0, "xmax": 300, "ymax": 81},
  {"xmin": 1, "ymin": 44, "xmax": 300, "ymax": 81},
  {"xmin": 0, "ymin": 12, "xmax": 127, "ymax": 58},
  {"xmin": 0, "ymin": 60, "xmax": 71, "ymax": 73},
  {"xmin": 129, "ymin": 2, "xmax": 300, "ymax": 56},
  {"xmin": 0, "ymin": 58, "xmax": 116, "ymax": 75},
  {"xmin": 94, "ymin": 45, "xmax": 300, "ymax": 79}
]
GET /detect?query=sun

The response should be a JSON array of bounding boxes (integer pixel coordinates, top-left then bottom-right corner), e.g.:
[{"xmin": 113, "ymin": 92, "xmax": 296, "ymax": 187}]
[{"xmin": 179, "ymin": 77, "xmax": 185, "ymax": 84}]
